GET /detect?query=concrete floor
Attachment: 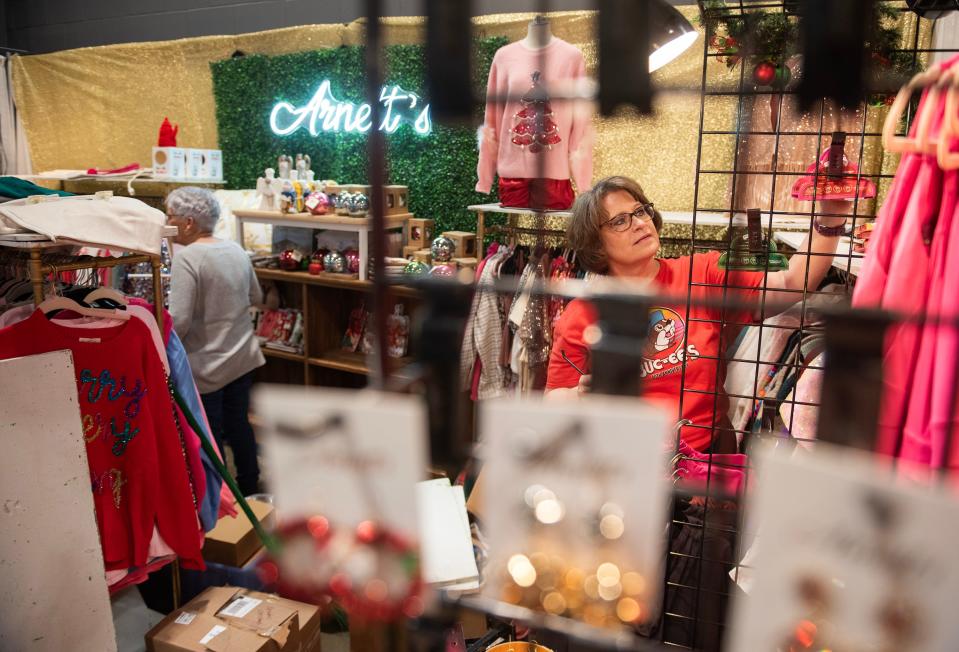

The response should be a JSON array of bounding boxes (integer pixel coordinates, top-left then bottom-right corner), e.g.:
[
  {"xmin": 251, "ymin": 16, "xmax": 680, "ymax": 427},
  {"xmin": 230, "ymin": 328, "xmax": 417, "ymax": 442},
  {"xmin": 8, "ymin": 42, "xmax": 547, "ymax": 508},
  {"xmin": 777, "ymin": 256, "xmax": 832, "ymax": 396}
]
[{"xmin": 111, "ymin": 589, "xmax": 349, "ymax": 652}]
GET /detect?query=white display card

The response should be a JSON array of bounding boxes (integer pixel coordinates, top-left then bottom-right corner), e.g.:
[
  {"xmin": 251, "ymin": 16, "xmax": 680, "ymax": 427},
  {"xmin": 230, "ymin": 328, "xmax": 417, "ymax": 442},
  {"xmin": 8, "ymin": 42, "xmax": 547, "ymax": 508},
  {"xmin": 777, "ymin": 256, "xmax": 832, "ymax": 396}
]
[
  {"xmin": 0, "ymin": 350, "xmax": 117, "ymax": 651},
  {"xmin": 255, "ymin": 386, "xmax": 427, "ymax": 541},
  {"xmin": 416, "ymin": 478, "xmax": 480, "ymax": 588},
  {"xmin": 481, "ymin": 395, "xmax": 671, "ymax": 630},
  {"xmin": 728, "ymin": 444, "xmax": 959, "ymax": 651}
]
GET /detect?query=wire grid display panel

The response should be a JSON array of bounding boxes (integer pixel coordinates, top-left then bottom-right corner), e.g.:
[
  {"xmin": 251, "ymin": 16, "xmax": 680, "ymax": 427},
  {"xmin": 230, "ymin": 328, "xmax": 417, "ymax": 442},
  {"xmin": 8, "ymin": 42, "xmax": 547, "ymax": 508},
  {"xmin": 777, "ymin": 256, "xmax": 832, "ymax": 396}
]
[{"xmin": 662, "ymin": 2, "xmax": 950, "ymax": 649}]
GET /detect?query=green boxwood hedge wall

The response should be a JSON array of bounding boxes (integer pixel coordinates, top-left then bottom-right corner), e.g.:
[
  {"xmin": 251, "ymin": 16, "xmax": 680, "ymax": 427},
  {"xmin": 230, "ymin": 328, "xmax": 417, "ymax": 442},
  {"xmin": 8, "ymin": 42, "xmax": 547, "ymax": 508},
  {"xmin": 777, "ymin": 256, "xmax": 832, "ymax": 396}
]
[{"xmin": 210, "ymin": 38, "xmax": 507, "ymax": 234}]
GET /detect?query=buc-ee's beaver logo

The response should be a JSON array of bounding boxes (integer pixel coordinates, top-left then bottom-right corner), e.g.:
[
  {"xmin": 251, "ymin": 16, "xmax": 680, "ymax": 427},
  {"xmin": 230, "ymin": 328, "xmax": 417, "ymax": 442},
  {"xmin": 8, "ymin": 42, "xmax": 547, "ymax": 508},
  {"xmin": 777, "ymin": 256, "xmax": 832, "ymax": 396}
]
[{"xmin": 642, "ymin": 307, "xmax": 700, "ymax": 379}]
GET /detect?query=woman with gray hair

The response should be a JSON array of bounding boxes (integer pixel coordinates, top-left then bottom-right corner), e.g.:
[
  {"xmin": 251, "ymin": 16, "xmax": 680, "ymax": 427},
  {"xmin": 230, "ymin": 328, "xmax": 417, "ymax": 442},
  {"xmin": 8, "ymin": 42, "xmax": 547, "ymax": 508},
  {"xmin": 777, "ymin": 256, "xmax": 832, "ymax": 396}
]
[{"xmin": 167, "ymin": 186, "xmax": 265, "ymax": 495}]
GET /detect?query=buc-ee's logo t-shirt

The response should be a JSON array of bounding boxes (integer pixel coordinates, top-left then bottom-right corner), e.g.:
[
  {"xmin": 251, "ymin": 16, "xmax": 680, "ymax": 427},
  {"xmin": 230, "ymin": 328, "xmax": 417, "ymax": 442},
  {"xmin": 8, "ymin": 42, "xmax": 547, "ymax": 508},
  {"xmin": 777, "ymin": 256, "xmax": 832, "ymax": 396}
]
[{"xmin": 546, "ymin": 251, "xmax": 764, "ymax": 451}]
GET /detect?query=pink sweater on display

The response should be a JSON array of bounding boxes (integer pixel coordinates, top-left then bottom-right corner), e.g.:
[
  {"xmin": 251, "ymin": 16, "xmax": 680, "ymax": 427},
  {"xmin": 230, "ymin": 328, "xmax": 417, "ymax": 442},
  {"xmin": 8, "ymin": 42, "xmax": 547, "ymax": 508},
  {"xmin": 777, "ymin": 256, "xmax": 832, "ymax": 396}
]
[{"xmin": 476, "ymin": 38, "xmax": 594, "ymax": 193}]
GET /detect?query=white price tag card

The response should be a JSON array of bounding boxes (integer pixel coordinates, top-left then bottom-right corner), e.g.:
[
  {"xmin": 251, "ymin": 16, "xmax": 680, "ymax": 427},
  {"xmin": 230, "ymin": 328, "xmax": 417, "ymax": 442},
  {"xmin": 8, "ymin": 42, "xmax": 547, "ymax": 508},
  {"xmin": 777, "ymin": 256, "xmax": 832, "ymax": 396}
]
[
  {"xmin": 219, "ymin": 596, "xmax": 262, "ymax": 619},
  {"xmin": 174, "ymin": 611, "xmax": 196, "ymax": 625},
  {"xmin": 728, "ymin": 444, "xmax": 959, "ymax": 651},
  {"xmin": 481, "ymin": 396, "xmax": 671, "ymax": 631},
  {"xmin": 198, "ymin": 625, "xmax": 226, "ymax": 645},
  {"xmin": 255, "ymin": 386, "xmax": 427, "ymax": 541}
]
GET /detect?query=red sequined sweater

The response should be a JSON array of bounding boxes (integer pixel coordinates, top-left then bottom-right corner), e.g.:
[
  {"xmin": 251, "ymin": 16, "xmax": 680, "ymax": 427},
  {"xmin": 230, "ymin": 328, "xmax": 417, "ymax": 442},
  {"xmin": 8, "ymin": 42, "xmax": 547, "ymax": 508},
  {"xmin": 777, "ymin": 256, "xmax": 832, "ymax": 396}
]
[{"xmin": 0, "ymin": 310, "xmax": 204, "ymax": 571}]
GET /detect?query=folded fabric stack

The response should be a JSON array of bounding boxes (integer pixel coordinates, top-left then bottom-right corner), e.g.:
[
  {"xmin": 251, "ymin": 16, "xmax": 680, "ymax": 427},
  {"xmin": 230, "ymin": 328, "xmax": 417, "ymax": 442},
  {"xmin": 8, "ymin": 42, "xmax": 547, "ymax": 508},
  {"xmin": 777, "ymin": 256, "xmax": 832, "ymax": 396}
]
[
  {"xmin": 0, "ymin": 193, "xmax": 166, "ymax": 255},
  {"xmin": 368, "ymin": 257, "xmax": 409, "ymax": 280}
]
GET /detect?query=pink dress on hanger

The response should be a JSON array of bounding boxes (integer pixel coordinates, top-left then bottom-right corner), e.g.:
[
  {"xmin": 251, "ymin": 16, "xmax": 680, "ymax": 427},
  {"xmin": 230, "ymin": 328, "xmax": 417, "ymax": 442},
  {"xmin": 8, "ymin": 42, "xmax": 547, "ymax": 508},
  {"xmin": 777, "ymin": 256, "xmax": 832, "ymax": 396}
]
[
  {"xmin": 898, "ymin": 101, "xmax": 954, "ymax": 473},
  {"xmin": 852, "ymin": 82, "xmax": 943, "ymax": 460},
  {"xmin": 852, "ymin": 54, "xmax": 959, "ymax": 468},
  {"xmin": 926, "ymin": 169, "xmax": 959, "ymax": 471}
]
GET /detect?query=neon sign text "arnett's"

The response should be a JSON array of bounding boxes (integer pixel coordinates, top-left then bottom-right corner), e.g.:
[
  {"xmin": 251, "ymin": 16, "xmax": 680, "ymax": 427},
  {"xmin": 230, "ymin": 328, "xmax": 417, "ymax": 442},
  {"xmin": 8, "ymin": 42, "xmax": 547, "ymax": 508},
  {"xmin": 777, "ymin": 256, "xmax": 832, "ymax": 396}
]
[{"xmin": 269, "ymin": 81, "xmax": 432, "ymax": 136}]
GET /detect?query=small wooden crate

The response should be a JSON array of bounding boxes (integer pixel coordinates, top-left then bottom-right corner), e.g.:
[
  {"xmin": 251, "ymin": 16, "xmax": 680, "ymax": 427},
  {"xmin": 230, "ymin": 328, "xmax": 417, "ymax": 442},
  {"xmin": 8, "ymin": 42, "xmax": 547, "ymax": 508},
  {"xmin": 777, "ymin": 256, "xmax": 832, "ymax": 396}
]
[
  {"xmin": 412, "ymin": 249, "xmax": 432, "ymax": 265},
  {"xmin": 402, "ymin": 244, "xmax": 421, "ymax": 258},
  {"xmin": 384, "ymin": 185, "xmax": 409, "ymax": 215},
  {"xmin": 341, "ymin": 183, "xmax": 372, "ymax": 195},
  {"xmin": 407, "ymin": 218, "xmax": 435, "ymax": 248},
  {"xmin": 453, "ymin": 257, "xmax": 478, "ymax": 273},
  {"xmin": 441, "ymin": 231, "xmax": 477, "ymax": 258}
]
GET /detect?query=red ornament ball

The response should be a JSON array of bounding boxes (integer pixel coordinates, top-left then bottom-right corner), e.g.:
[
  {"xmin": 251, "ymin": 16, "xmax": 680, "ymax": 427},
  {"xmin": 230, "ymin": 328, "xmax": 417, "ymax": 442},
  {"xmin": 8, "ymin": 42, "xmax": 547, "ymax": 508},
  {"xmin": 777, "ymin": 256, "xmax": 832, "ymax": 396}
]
[
  {"xmin": 279, "ymin": 249, "xmax": 304, "ymax": 271},
  {"xmin": 356, "ymin": 520, "xmax": 379, "ymax": 545},
  {"xmin": 342, "ymin": 248, "xmax": 360, "ymax": 274},
  {"xmin": 752, "ymin": 61, "xmax": 776, "ymax": 86},
  {"xmin": 308, "ymin": 262, "xmax": 322, "ymax": 276},
  {"xmin": 307, "ymin": 515, "xmax": 331, "ymax": 539}
]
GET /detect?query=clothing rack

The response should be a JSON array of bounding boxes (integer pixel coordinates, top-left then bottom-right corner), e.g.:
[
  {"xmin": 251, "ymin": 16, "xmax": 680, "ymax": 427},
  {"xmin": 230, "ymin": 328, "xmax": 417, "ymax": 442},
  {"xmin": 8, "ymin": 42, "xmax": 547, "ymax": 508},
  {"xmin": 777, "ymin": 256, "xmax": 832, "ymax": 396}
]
[
  {"xmin": 468, "ymin": 204, "xmax": 572, "ymax": 258},
  {"xmin": 0, "ymin": 226, "xmax": 177, "ymax": 330}
]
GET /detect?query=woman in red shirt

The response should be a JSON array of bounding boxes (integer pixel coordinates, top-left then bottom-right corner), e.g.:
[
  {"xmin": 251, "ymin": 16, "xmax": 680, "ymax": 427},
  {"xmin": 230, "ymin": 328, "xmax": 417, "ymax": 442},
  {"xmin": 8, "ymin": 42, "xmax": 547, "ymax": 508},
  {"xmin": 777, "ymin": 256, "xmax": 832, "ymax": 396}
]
[{"xmin": 546, "ymin": 176, "xmax": 848, "ymax": 453}]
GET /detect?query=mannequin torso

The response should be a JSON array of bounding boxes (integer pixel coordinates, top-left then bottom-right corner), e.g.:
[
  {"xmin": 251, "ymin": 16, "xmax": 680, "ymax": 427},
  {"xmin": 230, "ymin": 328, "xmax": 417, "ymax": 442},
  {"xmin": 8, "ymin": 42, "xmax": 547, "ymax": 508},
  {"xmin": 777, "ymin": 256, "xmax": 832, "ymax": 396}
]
[{"xmin": 523, "ymin": 16, "xmax": 553, "ymax": 49}]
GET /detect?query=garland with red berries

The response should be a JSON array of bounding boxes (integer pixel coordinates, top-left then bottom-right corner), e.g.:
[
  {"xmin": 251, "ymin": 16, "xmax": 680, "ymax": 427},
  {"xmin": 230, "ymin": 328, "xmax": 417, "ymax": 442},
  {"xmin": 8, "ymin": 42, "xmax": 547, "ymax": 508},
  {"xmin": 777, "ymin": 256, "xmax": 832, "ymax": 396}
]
[{"xmin": 700, "ymin": 2, "xmax": 920, "ymax": 104}]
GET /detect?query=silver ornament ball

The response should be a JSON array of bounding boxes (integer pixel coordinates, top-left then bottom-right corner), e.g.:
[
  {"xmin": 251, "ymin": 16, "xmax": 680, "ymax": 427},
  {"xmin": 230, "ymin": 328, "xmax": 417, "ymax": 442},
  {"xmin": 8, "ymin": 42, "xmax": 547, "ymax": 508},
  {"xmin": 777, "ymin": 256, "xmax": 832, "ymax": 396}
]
[
  {"xmin": 430, "ymin": 236, "xmax": 455, "ymax": 262},
  {"xmin": 323, "ymin": 250, "xmax": 347, "ymax": 274}
]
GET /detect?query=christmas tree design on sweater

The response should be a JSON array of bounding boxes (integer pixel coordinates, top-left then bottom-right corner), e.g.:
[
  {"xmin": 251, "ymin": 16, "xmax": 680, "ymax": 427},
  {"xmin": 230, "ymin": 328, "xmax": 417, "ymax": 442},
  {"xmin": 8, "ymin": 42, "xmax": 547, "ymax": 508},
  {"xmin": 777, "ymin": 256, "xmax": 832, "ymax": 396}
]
[{"xmin": 509, "ymin": 71, "xmax": 562, "ymax": 154}]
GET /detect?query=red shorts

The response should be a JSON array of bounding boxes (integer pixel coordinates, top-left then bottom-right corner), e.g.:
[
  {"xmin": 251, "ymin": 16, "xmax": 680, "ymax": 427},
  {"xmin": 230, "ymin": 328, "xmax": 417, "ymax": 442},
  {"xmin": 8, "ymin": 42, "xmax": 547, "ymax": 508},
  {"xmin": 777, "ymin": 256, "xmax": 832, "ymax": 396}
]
[{"xmin": 498, "ymin": 177, "xmax": 574, "ymax": 211}]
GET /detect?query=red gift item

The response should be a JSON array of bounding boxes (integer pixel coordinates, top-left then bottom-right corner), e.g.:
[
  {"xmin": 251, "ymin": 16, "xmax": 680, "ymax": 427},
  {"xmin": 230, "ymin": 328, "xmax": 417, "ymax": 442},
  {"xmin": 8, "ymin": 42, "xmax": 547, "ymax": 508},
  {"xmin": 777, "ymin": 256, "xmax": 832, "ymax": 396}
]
[
  {"xmin": 791, "ymin": 148, "xmax": 878, "ymax": 201},
  {"xmin": 85, "ymin": 163, "xmax": 141, "ymax": 176},
  {"xmin": 157, "ymin": 117, "xmax": 178, "ymax": 147}
]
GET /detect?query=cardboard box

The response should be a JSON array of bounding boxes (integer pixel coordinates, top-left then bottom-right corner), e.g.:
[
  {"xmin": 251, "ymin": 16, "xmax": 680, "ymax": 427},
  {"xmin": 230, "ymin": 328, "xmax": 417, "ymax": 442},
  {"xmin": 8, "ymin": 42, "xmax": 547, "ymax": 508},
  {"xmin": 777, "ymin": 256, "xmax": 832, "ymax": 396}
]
[
  {"xmin": 187, "ymin": 149, "xmax": 204, "ymax": 179},
  {"xmin": 153, "ymin": 147, "xmax": 187, "ymax": 179},
  {"xmin": 203, "ymin": 499, "xmax": 274, "ymax": 567},
  {"xmin": 146, "ymin": 586, "xmax": 321, "ymax": 652},
  {"xmin": 206, "ymin": 149, "xmax": 223, "ymax": 181}
]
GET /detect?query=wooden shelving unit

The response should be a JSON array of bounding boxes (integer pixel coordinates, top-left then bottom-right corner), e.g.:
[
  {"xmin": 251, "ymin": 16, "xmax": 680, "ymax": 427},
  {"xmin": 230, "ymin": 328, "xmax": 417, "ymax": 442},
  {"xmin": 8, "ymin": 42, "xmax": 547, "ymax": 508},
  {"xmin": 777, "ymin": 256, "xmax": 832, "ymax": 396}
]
[
  {"xmin": 308, "ymin": 349, "xmax": 413, "ymax": 376},
  {"xmin": 253, "ymin": 267, "xmax": 420, "ymax": 298},
  {"xmin": 261, "ymin": 346, "xmax": 306, "ymax": 363},
  {"xmin": 235, "ymin": 210, "xmax": 411, "ymax": 281},
  {"xmin": 253, "ymin": 264, "xmax": 419, "ymax": 389}
]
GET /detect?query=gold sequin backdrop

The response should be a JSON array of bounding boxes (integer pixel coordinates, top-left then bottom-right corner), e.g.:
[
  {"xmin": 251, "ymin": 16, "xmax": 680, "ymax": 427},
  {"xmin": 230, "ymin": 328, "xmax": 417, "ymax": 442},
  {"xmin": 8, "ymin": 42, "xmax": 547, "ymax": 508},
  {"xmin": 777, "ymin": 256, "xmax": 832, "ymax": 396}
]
[{"xmin": 9, "ymin": 9, "xmax": 929, "ymax": 211}]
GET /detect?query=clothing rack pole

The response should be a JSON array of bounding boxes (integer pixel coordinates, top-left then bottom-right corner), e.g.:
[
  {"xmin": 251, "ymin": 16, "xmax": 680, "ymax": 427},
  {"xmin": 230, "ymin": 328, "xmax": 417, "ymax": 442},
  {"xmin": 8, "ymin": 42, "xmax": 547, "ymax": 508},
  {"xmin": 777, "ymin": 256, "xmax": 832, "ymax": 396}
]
[
  {"xmin": 28, "ymin": 249, "xmax": 43, "ymax": 304},
  {"xmin": 477, "ymin": 209, "xmax": 487, "ymax": 258},
  {"xmin": 151, "ymin": 256, "xmax": 164, "ymax": 331}
]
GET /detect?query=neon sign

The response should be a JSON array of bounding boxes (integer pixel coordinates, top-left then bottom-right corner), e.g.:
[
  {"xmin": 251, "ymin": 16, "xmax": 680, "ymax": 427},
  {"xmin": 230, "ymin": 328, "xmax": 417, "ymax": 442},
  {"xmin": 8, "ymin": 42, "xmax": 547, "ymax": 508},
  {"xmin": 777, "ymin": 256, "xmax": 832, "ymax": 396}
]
[{"xmin": 270, "ymin": 81, "xmax": 432, "ymax": 136}]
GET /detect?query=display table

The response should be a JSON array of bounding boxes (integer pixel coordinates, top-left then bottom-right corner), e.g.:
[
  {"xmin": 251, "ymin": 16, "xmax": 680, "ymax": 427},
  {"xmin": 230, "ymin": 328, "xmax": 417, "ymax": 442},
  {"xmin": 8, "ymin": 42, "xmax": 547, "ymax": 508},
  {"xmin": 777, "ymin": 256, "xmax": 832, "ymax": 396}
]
[
  {"xmin": 233, "ymin": 210, "xmax": 411, "ymax": 281},
  {"xmin": 61, "ymin": 178, "xmax": 224, "ymax": 211}
]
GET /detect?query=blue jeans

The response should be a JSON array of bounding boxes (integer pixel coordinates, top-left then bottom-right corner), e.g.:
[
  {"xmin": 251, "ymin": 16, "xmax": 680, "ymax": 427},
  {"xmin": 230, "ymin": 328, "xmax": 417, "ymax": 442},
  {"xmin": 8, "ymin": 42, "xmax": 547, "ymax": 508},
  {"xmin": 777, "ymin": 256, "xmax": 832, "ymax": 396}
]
[{"xmin": 201, "ymin": 370, "xmax": 260, "ymax": 496}]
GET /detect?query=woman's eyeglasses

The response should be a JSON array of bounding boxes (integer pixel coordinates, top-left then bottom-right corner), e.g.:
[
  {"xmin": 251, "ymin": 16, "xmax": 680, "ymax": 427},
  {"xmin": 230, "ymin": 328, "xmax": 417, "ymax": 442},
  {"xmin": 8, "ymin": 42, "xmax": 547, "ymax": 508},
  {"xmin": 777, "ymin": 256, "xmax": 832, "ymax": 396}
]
[{"xmin": 601, "ymin": 203, "xmax": 655, "ymax": 232}]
